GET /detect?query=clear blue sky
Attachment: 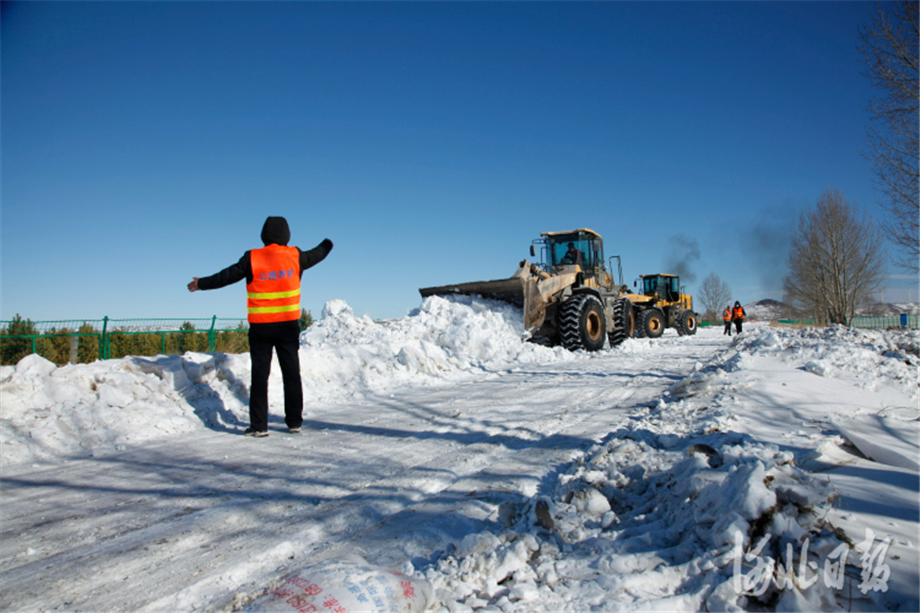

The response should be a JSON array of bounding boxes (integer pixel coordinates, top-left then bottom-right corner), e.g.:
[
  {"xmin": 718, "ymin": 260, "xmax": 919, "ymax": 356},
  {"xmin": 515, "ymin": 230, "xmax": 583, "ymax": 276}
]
[{"xmin": 2, "ymin": 1, "xmax": 916, "ymax": 322}]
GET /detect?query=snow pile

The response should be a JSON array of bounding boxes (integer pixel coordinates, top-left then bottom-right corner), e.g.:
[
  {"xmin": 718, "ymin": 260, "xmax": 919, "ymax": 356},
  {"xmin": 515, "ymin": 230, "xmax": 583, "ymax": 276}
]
[
  {"xmin": 833, "ymin": 415, "xmax": 919, "ymax": 472},
  {"xmin": 670, "ymin": 325, "xmax": 918, "ymax": 474},
  {"xmin": 298, "ymin": 297, "xmax": 573, "ymax": 405},
  {"xmin": 424, "ymin": 413, "xmax": 845, "ymax": 612},
  {"xmin": 735, "ymin": 325, "xmax": 920, "ymax": 400},
  {"xmin": 0, "ymin": 353, "xmax": 213, "ymax": 465},
  {"xmin": 0, "ymin": 297, "xmax": 574, "ymax": 467}
]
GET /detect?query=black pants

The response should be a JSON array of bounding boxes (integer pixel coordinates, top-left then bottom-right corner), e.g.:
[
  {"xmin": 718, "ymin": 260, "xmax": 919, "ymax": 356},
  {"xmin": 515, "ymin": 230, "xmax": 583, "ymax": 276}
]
[
  {"xmin": 734, "ymin": 319, "xmax": 743, "ymax": 334},
  {"xmin": 248, "ymin": 320, "xmax": 303, "ymax": 432},
  {"xmin": 724, "ymin": 321, "xmax": 732, "ymax": 335}
]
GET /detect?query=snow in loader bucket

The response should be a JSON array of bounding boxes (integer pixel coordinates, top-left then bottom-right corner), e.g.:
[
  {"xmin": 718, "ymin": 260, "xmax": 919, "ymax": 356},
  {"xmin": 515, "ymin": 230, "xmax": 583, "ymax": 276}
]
[{"xmin": 419, "ymin": 275, "xmax": 546, "ymax": 332}]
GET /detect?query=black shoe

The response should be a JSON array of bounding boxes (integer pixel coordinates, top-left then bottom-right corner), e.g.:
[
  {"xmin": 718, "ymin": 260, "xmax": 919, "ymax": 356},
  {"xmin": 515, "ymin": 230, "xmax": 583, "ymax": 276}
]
[{"xmin": 244, "ymin": 428, "xmax": 269, "ymax": 438}]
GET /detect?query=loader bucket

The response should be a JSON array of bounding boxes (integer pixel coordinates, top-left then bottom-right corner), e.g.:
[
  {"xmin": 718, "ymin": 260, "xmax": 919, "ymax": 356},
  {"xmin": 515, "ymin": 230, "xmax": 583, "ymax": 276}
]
[{"xmin": 419, "ymin": 276, "xmax": 547, "ymax": 331}]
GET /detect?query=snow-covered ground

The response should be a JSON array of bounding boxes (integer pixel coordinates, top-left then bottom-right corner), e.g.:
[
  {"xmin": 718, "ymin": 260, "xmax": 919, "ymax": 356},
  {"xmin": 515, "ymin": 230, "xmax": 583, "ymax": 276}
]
[{"xmin": 1, "ymin": 296, "xmax": 917, "ymax": 612}]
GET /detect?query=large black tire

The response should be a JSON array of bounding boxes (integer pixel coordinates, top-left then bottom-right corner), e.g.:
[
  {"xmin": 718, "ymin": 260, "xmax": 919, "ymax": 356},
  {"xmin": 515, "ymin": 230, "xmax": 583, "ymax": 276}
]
[
  {"xmin": 558, "ymin": 294, "xmax": 606, "ymax": 352},
  {"xmin": 607, "ymin": 297, "xmax": 634, "ymax": 347},
  {"xmin": 636, "ymin": 308, "xmax": 666, "ymax": 339},
  {"xmin": 676, "ymin": 309, "xmax": 699, "ymax": 336}
]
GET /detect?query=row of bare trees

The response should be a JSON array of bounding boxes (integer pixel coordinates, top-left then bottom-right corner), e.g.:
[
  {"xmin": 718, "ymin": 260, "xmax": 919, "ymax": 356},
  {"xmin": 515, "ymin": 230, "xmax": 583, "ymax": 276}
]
[
  {"xmin": 783, "ymin": 2, "xmax": 916, "ymax": 323},
  {"xmin": 783, "ymin": 189, "xmax": 886, "ymax": 324},
  {"xmin": 697, "ymin": 4, "xmax": 916, "ymax": 325},
  {"xmin": 859, "ymin": 0, "xmax": 919, "ymax": 273},
  {"xmin": 697, "ymin": 187, "xmax": 887, "ymax": 326},
  {"xmin": 698, "ymin": 273, "xmax": 732, "ymax": 323}
]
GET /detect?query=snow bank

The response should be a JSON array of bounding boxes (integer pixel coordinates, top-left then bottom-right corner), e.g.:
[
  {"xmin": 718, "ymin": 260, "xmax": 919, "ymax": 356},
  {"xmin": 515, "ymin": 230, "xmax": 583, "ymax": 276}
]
[
  {"xmin": 833, "ymin": 415, "xmax": 919, "ymax": 472},
  {"xmin": 424, "ymin": 411, "xmax": 845, "ymax": 611},
  {"xmin": 297, "ymin": 297, "xmax": 573, "ymax": 406},
  {"xmin": 3, "ymin": 308, "xmax": 915, "ymax": 475},
  {"xmin": 728, "ymin": 325, "xmax": 920, "ymax": 472},
  {"xmin": 4, "ymin": 305, "xmax": 916, "ymax": 472},
  {"xmin": 0, "ymin": 296, "xmax": 576, "ymax": 467},
  {"xmin": 736, "ymin": 324, "xmax": 920, "ymax": 400},
  {"xmin": 0, "ymin": 353, "xmax": 208, "ymax": 465}
]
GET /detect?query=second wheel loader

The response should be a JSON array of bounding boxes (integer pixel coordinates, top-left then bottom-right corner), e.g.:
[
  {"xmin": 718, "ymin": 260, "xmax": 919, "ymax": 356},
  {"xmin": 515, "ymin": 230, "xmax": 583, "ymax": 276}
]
[
  {"xmin": 626, "ymin": 273, "xmax": 699, "ymax": 339},
  {"xmin": 419, "ymin": 229, "xmax": 636, "ymax": 351}
]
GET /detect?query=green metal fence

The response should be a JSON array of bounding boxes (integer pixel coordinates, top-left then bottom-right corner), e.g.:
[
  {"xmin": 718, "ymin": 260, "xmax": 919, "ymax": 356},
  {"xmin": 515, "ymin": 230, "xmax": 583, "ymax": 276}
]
[
  {"xmin": 775, "ymin": 314, "xmax": 919, "ymax": 329},
  {"xmin": 1, "ymin": 317, "xmax": 250, "ymax": 366},
  {"xmin": 848, "ymin": 314, "xmax": 919, "ymax": 330}
]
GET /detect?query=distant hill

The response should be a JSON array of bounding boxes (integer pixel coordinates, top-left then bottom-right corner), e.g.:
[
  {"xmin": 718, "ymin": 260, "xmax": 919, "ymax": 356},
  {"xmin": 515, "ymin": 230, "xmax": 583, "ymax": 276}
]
[
  {"xmin": 862, "ymin": 301, "xmax": 920, "ymax": 316},
  {"xmin": 743, "ymin": 299, "xmax": 919, "ymax": 321},
  {"xmin": 744, "ymin": 299, "xmax": 786, "ymax": 321}
]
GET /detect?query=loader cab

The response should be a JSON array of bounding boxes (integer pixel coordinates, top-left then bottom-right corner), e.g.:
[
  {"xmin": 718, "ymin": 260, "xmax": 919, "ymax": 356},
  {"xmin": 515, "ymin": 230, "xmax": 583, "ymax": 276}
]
[
  {"xmin": 641, "ymin": 274, "xmax": 681, "ymax": 304},
  {"xmin": 538, "ymin": 229, "xmax": 605, "ymax": 273}
]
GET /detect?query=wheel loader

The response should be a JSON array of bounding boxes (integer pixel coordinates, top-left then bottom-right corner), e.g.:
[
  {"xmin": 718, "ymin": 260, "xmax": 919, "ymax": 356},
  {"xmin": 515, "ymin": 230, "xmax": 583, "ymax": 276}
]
[
  {"xmin": 419, "ymin": 229, "xmax": 636, "ymax": 351},
  {"xmin": 625, "ymin": 273, "xmax": 698, "ymax": 338}
]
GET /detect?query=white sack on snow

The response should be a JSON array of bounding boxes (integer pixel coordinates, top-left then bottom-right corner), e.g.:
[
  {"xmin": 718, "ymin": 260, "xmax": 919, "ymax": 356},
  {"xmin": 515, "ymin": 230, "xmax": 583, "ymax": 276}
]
[{"xmin": 245, "ymin": 557, "xmax": 433, "ymax": 613}]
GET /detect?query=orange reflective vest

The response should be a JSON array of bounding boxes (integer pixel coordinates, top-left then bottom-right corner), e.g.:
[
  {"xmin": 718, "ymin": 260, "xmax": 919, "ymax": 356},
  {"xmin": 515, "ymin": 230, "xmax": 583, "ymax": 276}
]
[
  {"xmin": 723, "ymin": 308, "xmax": 732, "ymax": 322},
  {"xmin": 247, "ymin": 245, "xmax": 301, "ymax": 324},
  {"xmin": 732, "ymin": 306, "xmax": 744, "ymax": 321}
]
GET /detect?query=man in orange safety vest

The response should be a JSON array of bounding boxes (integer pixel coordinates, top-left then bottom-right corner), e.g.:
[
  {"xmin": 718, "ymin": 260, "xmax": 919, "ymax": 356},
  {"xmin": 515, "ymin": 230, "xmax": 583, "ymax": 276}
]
[
  {"xmin": 188, "ymin": 216, "xmax": 333, "ymax": 437},
  {"xmin": 723, "ymin": 306, "xmax": 733, "ymax": 336},
  {"xmin": 732, "ymin": 301, "xmax": 746, "ymax": 334}
]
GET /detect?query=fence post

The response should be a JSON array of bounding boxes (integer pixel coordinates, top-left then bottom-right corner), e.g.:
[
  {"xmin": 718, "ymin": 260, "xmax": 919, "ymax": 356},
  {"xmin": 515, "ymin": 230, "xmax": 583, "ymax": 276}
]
[
  {"xmin": 208, "ymin": 316, "xmax": 217, "ymax": 352},
  {"xmin": 101, "ymin": 316, "xmax": 109, "ymax": 360}
]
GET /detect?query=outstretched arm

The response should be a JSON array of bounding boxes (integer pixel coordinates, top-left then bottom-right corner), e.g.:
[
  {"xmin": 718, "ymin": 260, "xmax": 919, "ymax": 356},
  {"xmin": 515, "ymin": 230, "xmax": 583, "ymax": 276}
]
[
  {"xmin": 300, "ymin": 238, "xmax": 334, "ymax": 272},
  {"xmin": 189, "ymin": 253, "xmax": 250, "ymax": 292}
]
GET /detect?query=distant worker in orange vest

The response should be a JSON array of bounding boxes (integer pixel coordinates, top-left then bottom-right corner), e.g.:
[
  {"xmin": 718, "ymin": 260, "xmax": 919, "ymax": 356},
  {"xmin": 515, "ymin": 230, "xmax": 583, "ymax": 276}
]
[
  {"xmin": 188, "ymin": 216, "xmax": 333, "ymax": 437},
  {"xmin": 732, "ymin": 301, "xmax": 746, "ymax": 334},
  {"xmin": 723, "ymin": 306, "xmax": 733, "ymax": 336}
]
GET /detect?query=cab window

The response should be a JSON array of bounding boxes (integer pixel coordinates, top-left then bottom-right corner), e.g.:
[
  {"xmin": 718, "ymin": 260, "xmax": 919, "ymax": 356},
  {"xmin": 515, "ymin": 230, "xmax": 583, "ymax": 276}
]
[
  {"xmin": 550, "ymin": 237, "xmax": 594, "ymax": 268},
  {"xmin": 644, "ymin": 276, "xmax": 679, "ymax": 299},
  {"xmin": 669, "ymin": 277, "xmax": 680, "ymax": 294}
]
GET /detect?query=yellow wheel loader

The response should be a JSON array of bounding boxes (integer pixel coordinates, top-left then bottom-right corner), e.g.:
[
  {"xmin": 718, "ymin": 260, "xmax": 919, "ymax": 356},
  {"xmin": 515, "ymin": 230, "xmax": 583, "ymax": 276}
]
[
  {"xmin": 625, "ymin": 274, "xmax": 698, "ymax": 338},
  {"xmin": 419, "ymin": 229, "xmax": 636, "ymax": 351}
]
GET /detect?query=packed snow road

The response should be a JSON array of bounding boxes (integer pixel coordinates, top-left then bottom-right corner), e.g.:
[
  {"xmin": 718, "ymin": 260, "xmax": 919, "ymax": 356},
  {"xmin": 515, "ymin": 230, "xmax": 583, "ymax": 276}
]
[
  {"xmin": 1, "ymin": 326, "xmax": 719, "ymax": 611},
  {"xmin": 2, "ymin": 297, "xmax": 918, "ymax": 612}
]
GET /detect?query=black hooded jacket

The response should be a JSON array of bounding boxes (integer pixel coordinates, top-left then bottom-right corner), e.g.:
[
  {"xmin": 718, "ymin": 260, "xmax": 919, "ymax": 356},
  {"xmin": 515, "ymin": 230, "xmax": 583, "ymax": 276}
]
[{"xmin": 197, "ymin": 217, "xmax": 333, "ymax": 291}]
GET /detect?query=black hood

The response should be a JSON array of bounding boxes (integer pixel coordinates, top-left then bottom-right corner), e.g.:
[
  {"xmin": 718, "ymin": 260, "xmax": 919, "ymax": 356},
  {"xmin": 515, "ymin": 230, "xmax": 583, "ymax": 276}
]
[{"xmin": 261, "ymin": 216, "xmax": 291, "ymax": 246}]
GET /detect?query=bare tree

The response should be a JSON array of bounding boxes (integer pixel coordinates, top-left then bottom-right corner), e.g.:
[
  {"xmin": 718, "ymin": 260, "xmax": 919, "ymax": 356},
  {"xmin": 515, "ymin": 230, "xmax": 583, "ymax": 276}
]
[
  {"xmin": 859, "ymin": 1, "xmax": 919, "ymax": 272},
  {"xmin": 783, "ymin": 188, "xmax": 886, "ymax": 325},
  {"xmin": 698, "ymin": 272, "xmax": 732, "ymax": 322}
]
